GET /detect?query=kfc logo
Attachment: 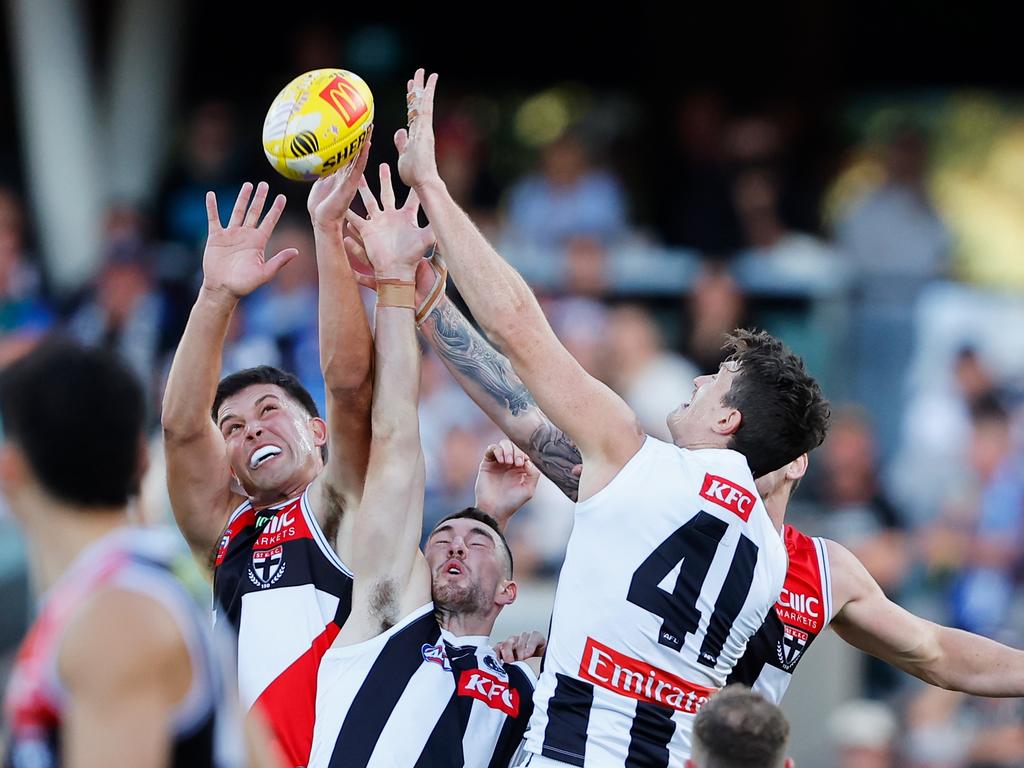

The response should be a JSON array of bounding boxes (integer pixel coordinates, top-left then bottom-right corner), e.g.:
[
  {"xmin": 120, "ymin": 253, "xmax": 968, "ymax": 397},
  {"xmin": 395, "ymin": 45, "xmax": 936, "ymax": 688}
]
[
  {"xmin": 458, "ymin": 670, "xmax": 520, "ymax": 717},
  {"xmin": 700, "ymin": 474, "xmax": 756, "ymax": 522}
]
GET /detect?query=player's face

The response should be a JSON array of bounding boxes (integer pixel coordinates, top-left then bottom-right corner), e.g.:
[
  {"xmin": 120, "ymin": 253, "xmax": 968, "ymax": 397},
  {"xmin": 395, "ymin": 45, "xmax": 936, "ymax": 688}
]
[
  {"xmin": 216, "ymin": 384, "xmax": 325, "ymax": 496},
  {"xmin": 666, "ymin": 362, "xmax": 740, "ymax": 447},
  {"xmin": 425, "ymin": 518, "xmax": 510, "ymax": 616}
]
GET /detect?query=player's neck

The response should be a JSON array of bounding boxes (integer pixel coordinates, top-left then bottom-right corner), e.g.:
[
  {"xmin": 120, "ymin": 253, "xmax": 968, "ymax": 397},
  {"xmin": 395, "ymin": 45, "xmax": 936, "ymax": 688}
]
[
  {"xmin": 762, "ymin": 493, "xmax": 789, "ymax": 533},
  {"xmin": 246, "ymin": 470, "xmax": 316, "ymax": 510},
  {"xmin": 436, "ymin": 606, "xmax": 496, "ymax": 639},
  {"xmin": 20, "ymin": 493, "xmax": 128, "ymax": 591}
]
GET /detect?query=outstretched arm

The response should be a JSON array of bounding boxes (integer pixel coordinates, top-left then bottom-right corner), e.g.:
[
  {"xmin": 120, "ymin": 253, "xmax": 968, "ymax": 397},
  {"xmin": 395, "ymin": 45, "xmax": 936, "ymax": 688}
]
[
  {"xmin": 396, "ymin": 69, "xmax": 642, "ymax": 500},
  {"xmin": 162, "ymin": 183, "xmax": 296, "ymax": 559},
  {"xmin": 828, "ymin": 539, "xmax": 1024, "ymax": 696},
  {"xmin": 338, "ymin": 165, "xmax": 432, "ymax": 646},
  {"xmin": 305, "ymin": 142, "xmax": 374, "ymax": 557}
]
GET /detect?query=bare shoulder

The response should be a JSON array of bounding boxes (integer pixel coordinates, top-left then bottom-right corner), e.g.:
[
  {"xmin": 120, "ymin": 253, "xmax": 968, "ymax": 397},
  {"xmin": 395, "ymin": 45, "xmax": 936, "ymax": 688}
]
[
  {"xmin": 576, "ymin": 419, "xmax": 646, "ymax": 502},
  {"xmin": 58, "ymin": 588, "xmax": 191, "ymax": 700},
  {"xmin": 824, "ymin": 538, "xmax": 883, "ymax": 617}
]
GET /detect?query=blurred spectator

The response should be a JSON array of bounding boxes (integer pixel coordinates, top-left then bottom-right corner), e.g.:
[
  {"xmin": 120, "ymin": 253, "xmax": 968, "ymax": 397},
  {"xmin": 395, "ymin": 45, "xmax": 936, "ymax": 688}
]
[
  {"xmin": 682, "ymin": 261, "xmax": 749, "ymax": 373},
  {"xmin": 732, "ymin": 167, "xmax": 841, "ymax": 280},
  {"xmin": 159, "ymin": 101, "xmax": 245, "ymax": 251},
  {"xmin": 814, "ymin": 406, "xmax": 909, "ymax": 595},
  {"xmin": 67, "ymin": 235, "xmax": 162, "ymax": 397},
  {"xmin": 827, "ymin": 699, "xmax": 899, "ymax": 768},
  {"xmin": 422, "ymin": 423, "xmax": 493, "ymax": 537},
  {"xmin": 837, "ymin": 123, "xmax": 950, "ymax": 294},
  {"xmin": 435, "ymin": 109, "xmax": 501, "ymax": 234},
  {"xmin": 604, "ymin": 304, "xmax": 697, "ymax": 441},
  {"xmin": 0, "ymin": 187, "xmax": 52, "ymax": 367},
  {"xmin": 504, "ymin": 131, "xmax": 627, "ymax": 249},
  {"xmin": 658, "ymin": 92, "xmax": 740, "ymax": 255},
  {"xmin": 836, "ymin": 121, "xmax": 951, "ymax": 457},
  {"xmin": 562, "ymin": 236, "xmax": 608, "ymax": 298},
  {"xmin": 949, "ymin": 396, "xmax": 1024, "ymax": 637},
  {"xmin": 543, "ymin": 296, "xmax": 609, "ymax": 379}
]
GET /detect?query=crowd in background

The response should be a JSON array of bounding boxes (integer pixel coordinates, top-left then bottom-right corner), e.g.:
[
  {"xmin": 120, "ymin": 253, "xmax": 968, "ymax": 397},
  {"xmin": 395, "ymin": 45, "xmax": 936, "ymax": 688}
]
[{"xmin": 2, "ymin": 60, "xmax": 1024, "ymax": 766}]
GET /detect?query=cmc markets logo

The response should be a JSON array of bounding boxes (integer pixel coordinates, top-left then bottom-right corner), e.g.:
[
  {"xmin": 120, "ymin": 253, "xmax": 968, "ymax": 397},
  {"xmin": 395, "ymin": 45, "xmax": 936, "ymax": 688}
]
[
  {"xmin": 458, "ymin": 670, "xmax": 520, "ymax": 717},
  {"xmin": 318, "ymin": 75, "xmax": 369, "ymax": 127},
  {"xmin": 699, "ymin": 474, "xmax": 755, "ymax": 522},
  {"xmin": 778, "ymin": 589, "xmax": 820, "ymax": 619},
  {"xmin": 579, "ymin": 637, "xmax": 715, "ymax": 714}
]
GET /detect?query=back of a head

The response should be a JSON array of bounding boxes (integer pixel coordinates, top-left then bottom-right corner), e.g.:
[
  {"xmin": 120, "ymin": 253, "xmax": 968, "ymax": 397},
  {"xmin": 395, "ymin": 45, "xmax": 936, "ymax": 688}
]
[
  {"xmin": 0, "ymin": 338, "xmax": 145, "ymax": 508},
  {"xmin": 723, "ymin": 329, "xmax": 830, "ymax": 478},
  {"xmin": 691, "ymin": 686, "xmax": 790, "ymax": 768}
]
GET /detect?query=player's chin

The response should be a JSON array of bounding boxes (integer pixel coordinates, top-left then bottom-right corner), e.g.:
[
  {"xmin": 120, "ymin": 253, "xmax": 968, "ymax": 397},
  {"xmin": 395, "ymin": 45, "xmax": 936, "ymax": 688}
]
[{"xmin": 431, "ymin": 579, "xmax": 477, "ymax": 612}]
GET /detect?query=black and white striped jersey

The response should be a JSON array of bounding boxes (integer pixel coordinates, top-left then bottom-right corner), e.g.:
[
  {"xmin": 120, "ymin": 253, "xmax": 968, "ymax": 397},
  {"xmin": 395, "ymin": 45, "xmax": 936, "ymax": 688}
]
[
  {"xmin": 308, "ymin": 604, "xmax": 535, "ymax": 768},
  {"xmin": 523, "ymin": 437, "xmax": 788, "ymax": 766}
]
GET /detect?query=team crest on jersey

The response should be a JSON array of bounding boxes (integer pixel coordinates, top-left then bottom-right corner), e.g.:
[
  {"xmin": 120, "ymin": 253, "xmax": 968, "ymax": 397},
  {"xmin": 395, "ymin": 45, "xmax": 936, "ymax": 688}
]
[
  {"xmin": 248, "ymin": 546, "xmax": 286, "ymax": 588},
  {"xmin": 777, "ymin": 625, "xmax": 809, "ymax": 670},
  {"xmin": 421, "ymin": 642, "xmax": 452, "ymax": 671},
  {"xmin": 483, "ymin": 653, "xmax": 507, "ymax": 678}
]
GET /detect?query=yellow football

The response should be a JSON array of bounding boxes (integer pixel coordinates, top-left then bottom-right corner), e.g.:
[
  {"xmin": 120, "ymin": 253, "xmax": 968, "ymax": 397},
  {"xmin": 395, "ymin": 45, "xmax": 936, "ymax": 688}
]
[{"xmin": 262, "ymin": 69, "xmax": 374, "ymax": 181}]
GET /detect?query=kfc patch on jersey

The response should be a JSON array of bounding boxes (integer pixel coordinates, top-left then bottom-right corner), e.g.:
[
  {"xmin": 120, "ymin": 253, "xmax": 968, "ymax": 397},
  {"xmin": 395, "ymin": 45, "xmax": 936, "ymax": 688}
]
[
  {"xmin": 699, "ymin": 474, "xmax": 756, "ymax": 522},
  {"xmin": 249, "ymin": 546, "xmax": 285, "ymax": 588},
  {"xmin": 458, "ymin": 670, "xmax": 520, "ymax": 717},
  {"xmin": 579, "ymin": 637, "xmax": 715, "ymax": 714}
]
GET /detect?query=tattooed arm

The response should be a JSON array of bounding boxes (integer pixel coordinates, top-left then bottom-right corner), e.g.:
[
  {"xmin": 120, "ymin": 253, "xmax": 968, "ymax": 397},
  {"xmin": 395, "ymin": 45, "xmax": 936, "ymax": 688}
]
[{"xmin": 420, "ymin": 296, "xmax": 582, "ymax": 501}]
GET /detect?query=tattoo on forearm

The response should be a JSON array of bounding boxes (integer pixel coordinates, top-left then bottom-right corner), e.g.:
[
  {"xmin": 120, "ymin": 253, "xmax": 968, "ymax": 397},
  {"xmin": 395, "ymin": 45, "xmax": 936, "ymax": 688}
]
[
  {"xmin": 427, "ymin": 301, "xmax": 536, "ymax": 416},
  {"xmin": 527, "ymin": 420, "xmax": 581, "ymax": 502}
]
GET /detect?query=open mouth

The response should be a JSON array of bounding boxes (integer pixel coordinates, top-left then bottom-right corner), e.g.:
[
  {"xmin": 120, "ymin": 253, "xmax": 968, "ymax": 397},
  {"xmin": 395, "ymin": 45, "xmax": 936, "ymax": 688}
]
[
  {"xmin": 249, "ymin": 445, "xmax": 282, "ymax": 469},
  {"xmin": 442, "ymin": 559, "xmax": 464, "ymax": 576}
]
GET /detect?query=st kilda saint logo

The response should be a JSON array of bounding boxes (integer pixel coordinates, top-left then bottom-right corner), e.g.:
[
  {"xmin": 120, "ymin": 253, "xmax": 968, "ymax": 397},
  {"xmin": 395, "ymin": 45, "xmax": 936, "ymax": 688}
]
[
  {"xmin": 249, "ymin": 545, "xmax": 286, "ymax": 588},
  {"xmin": 776, "ymin": 625, "xmax": 809, "ymax": 671}
]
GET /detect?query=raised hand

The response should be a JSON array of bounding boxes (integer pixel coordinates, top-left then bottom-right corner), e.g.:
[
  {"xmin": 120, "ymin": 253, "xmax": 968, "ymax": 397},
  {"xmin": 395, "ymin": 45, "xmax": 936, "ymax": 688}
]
[
  {"xmin": 494, "ymin": 630, "xmax": 546, "ymax": 664},
  {"xmin": 202, "ymin": 182, "xmax": 297, "ymax": 299},
  {"xmin": 344, "ymin": 163, "xmax": 435, "ymax": 281},
  {"xmin": 474, "ymin": 439, "xmax": 541, "ymax": 525},
  {"xmin": 395, "ymin": 69, "xmax": 441, "ymax": 191},
  {"xmin": 307, "ymin": 129, "xmax": 373, "ymax": 233}
]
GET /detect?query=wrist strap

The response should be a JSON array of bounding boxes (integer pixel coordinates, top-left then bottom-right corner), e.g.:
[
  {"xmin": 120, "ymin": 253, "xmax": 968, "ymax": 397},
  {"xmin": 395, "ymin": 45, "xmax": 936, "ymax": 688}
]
[
  {"xmin": 415, "ymin": 245, "xmax": 448, "ymax": 326},
  {"xmin": 377, "ymin": 279, "xmax": 416, "ymax": 309}
]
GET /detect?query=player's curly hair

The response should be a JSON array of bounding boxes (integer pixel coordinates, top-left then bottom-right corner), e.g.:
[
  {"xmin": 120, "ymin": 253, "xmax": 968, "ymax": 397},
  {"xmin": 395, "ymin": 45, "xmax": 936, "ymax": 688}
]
[
  {"xmin": 692, "ymin": 685, "xmax": 790, "ymax": 768},
  {"xmin": 722, "ymin": 329, "xmax": 830, "ymax": 478}
]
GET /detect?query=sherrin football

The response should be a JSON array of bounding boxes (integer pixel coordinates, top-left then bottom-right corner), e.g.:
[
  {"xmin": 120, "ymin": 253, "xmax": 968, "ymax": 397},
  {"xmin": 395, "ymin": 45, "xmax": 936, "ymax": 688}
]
[{"xmin": 262, "ymin": 69, "xmax": 374, "ymax": 181}]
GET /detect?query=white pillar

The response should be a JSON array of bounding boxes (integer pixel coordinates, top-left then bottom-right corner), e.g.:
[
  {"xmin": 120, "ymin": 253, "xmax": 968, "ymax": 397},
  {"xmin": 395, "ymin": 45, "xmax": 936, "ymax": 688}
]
[
  {"xmin": 8, "ymin": 0, "xmax": 104, "ymax": 291},
  {"xmin": 107, "ymin": 0, "xmax": 183, "ymax": 206}
]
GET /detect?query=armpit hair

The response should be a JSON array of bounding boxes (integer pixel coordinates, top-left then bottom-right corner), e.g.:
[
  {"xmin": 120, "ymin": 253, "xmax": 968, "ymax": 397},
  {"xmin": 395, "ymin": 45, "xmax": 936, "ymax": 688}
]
[
  {"xmin": 369, "ymin": 578, "xmax": 399, "ymax": 632},
  {"xmin": 321, "ymin": 483, "xmax": 346, "ymax": 549}
]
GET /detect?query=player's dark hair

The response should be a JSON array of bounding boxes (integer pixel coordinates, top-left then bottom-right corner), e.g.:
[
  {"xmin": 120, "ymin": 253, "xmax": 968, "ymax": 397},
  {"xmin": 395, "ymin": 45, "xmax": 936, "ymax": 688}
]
[
  {"xmin": 0, "ymin": 338, "xmax": 145, "ymax": 508},
  {"xmin": 692, "ymin": 686, "xmax": 789, "ymax": 768},
  {"xmin": 213, "ymin": 365, "xmax": 319, "ymax": 421},
  {"xmin": 434, "ymin": 507, "xmax": 514, "ymax": 578},
  {"xmin": 722, "ymin": 329, "xmax": 830, "ymax": 478}
]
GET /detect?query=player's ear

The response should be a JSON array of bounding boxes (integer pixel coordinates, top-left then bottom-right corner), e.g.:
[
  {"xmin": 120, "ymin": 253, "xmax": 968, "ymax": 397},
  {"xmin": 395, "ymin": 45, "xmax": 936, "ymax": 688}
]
[
  {"xmin": 784, "ymin": 759, "xmax": 795, "ymax": 768},
  {"xmin": 714, "ymin": 407, "xmax": 742, "ymax": 437},
  {"xmin": 0, "ymin": 442, "xmax": 29, "ymax": 499},
  {"xmin": 786, "ymin": 453, "xmax": 808, "ymax": 482},
  {"xmin": 496, "ymin": 579, "xmax": 517, "ymax": 608},
  {"xmin": 310, "ymin": 417, "xmax": 328, "ymax": 447}
]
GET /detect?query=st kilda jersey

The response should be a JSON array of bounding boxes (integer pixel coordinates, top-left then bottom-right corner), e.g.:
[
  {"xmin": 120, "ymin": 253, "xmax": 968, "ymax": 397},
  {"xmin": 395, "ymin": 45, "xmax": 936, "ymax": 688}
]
[
  {"xmin": 4, "ymin": 527, "xmax": 244, "ymax": 768},
  {"xmin": 308, "ymin": 604, "xmax": 535, "ymax": 768},
  {"xmin": 524, "ymin": 437, "xmax": 788, "ymax": 766},
  {"xmin": 212, "ymin": 487, "xmax": 353, "ymax": 768},
  {"xmin": 728, "ymin": 525, "xmax": 834, "ymax": 702}
]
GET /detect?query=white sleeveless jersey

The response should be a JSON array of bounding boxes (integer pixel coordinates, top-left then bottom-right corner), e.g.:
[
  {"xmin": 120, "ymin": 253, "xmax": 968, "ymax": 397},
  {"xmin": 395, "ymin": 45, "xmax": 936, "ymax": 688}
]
[{"xmin": 524, "ymin": 437, "xmax": 788, "ymax": 766}]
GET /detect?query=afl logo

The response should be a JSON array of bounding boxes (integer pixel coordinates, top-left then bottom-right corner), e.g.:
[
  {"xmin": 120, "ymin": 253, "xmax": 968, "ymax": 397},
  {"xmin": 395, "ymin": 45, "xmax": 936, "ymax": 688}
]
[{"xmin": 290, "ymin": 130, "xmax": 319, "ymax": 158}]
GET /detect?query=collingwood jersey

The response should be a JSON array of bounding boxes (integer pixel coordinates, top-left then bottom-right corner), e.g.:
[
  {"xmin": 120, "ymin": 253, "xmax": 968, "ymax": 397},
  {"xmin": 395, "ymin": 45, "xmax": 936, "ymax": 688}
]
[
  {"xmin": 524, "ymin": 437, "xmax": 788, "ymax": 766},
  {"xmin": 4, "ymin": 527, "xmax": 243, "ymax": 768},
  {"xmin": 728, "ymin": 525, "xmax": 834, "ymax": 702},
  {"xmin": 213, "ymin": 486, "xmax": 353, "ymax": 767},
  {"xmin": 309, "ymin": 604, "xmax": 535, "ymax": 768}
]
